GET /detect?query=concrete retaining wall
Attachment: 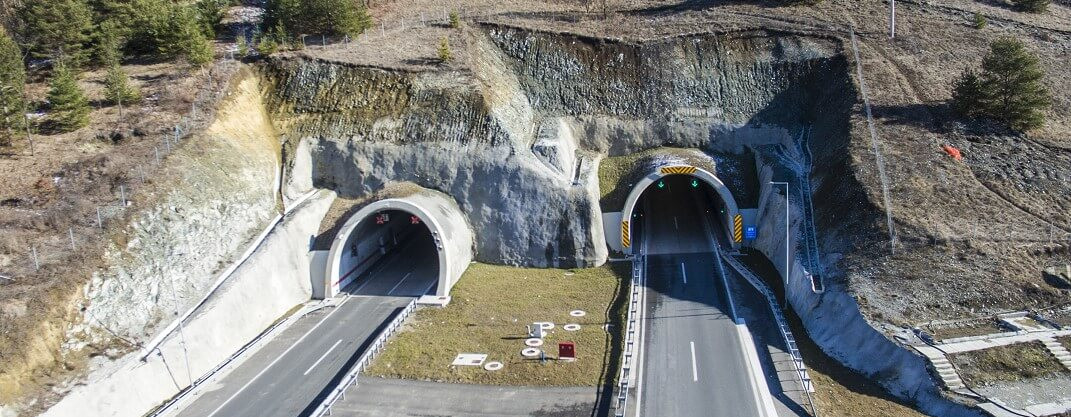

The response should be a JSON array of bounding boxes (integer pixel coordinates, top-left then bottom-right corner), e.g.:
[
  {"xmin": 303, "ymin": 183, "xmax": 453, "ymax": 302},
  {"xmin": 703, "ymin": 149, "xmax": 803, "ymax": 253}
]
[
  {"xmin": 750, "ymin": 160, "xmax": 983, "ymax": 417},
  {"xmin": 43, "ymin": 191, "xmax": 336, "ymax": 417}
]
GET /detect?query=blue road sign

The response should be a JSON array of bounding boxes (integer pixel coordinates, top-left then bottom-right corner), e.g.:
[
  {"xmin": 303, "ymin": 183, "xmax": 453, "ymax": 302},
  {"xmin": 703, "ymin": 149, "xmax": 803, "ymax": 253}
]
[{"xmin": 744, "ymin": 225, "xmax": 758, "ymax": 240}]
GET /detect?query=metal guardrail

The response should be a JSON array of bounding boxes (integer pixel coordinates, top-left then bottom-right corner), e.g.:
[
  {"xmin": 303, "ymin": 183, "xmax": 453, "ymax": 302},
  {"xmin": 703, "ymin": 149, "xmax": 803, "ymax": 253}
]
[
  {"xmin": 614, "ymin": 254, "xmax": 644, "ymax": 417},
  {"xmin": 147, "ymin": 301, "xmax": 336, "ymax": 417},
  {"xmin": 720, "ymin": 253, "xmax": 820, "ymax": 417},
  {"xmin": 312, "ymin": 298, "xmax": 417, "ymax": 416}
]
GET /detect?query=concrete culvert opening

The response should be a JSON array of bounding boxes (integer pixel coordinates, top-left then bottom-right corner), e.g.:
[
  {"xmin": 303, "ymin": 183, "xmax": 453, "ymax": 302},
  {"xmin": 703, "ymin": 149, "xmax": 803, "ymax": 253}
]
[
  {"xmin": 629, "ymin": 174, "xmax": 735, "ymax": 255},
  {"xmin": 325, "ymin": 191, "xmax": 474, "ymax": 299}
]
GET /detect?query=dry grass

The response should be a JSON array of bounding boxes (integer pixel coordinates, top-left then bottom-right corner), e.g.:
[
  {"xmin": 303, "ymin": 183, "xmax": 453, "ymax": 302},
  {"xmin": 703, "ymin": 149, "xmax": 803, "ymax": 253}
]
[
  {"xmin": 949, "ymin": 341, "xmax": 1070, "ymax": 387},
  {"xmin": 365, "ymin": 262, "xmax": 628, "ymax": 386},
  {"xmin": 1059, "ymin": 336, "xmax": 1071, "ymax": 352},
  {"xmin": 922, "ymin": 319, "xmax": 1004, "ymax": 341}
]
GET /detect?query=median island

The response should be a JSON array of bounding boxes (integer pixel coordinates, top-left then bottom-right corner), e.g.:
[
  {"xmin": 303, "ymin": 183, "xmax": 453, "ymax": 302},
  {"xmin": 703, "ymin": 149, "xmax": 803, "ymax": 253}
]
[{"xmin": 364, "ymin": 262, "xmax": 629, "ymax": 386}]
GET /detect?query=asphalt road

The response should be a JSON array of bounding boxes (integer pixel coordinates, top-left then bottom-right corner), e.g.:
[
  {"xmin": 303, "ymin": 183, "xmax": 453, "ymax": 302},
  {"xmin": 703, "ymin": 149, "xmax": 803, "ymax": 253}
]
[
  {"xmin": 174, "ymin": 237, "xmax": 438, "ymax": 417},
  {"xmin": 634, "ymin": 177, "xmax": 765, "ymax": 417}
]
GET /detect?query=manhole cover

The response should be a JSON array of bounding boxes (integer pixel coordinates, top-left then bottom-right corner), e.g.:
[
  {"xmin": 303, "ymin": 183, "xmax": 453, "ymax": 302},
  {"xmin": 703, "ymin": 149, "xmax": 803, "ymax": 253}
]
[
  {"xmin": 563, "ymin": 324, "xmax": 581, "ymax": 331},
  {"xmin": 484, "ymin": 361, "xmax": 503, "ymax": 371},
  {"xmin": 570, "ymin": 310, "xmax": 586, "ymax": 317},
  {"xmin": 525, "ymin": 338, "xmax": 544, "ymax": 347},
  {"xmin": 521, "ymin": 347, "xmax": 541, "ymax": 357}
]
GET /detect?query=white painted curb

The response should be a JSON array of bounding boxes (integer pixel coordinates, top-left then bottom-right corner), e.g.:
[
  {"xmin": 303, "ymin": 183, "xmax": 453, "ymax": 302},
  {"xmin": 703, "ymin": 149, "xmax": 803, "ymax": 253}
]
[{"xmin": 736, "ymin": 319, "xmax": 780, "ymax": 417}]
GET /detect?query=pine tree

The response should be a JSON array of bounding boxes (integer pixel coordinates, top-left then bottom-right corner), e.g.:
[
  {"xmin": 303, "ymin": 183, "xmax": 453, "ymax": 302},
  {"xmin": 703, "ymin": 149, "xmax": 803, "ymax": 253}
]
[
  {"xmin": 105, "ymin": 64, "xmax": 141, "ymax": 106},
  {"xmin": 1011, "ymin": 0, "xmax": 1050, "ymax": 13},
  {"xmin": 0, "ymin": 29, "xmax": 26, "ymax": 147},
  {"xmin": 16, "ymin": 0, "xmax": 94, "ymax": 65},
  {"xmin": 437, "ymin": 37, "xmax": 453, "ymax": 62},
  {"xmin": 951, "ymin": 69, "xmax": 984, "ymax": 117},
  {"xmin": 46, "ymin": 63, "xmax": 91, "ymax": 132},
  {"xmin": 979, "ymin": 37, "xmax": 1050, "ymax": 131},
  {"xmin": 449, "ymin": 11, "xmax": 460, "ymax": 29},
  {"xmin": 266, "ymin": 0, "xmax": 372, "ymax": 37}
]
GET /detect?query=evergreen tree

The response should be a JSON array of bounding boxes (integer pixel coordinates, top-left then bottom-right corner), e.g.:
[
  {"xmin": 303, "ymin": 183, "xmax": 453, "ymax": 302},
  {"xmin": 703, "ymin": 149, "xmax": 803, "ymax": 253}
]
[
  {"xmin": 266, "ymin": 0, "xmax": 373, "ymax": 37},
  {"xmin": 437, "ymin": 37, "xmax": 452, "ymax": 62},
  {"xmin": 104, "ymin": 64, "xmax": 141, "ymax": 105},
  {"xmin": 1011, "ymin": 0, "xmax": 1050, "ymax": 13},
  {"xmin": 951, "ymin": 69, "xmax": 984, "ymax": 117},
  {"xmin": 0, "ymin": 30, "xmax": 26, "ymax": 147},
  {"xmin": 449, "ymin": 11, "xmax": 460, "ymax": 29},
  {"xmin": 16, "ymin": 0, "xmax": 94, "ymax": 65},
  {"xmin": 979, "ymin": 37, "xmax": 1050, "ymax": 131},
  {"xmin": 46, "ymin": 64, "xmax": 91, "ymax": 132},
  {"xmin": 94, "ymin": 20, "xmax": 124, "ymax": 67}
]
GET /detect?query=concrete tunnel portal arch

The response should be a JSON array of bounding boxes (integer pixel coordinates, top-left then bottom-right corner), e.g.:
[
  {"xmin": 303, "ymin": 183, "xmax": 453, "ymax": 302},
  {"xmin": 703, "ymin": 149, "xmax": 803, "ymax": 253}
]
[
  {"xmin": 325, "ymin": 191, "xmax": 473, "ymax": 299},
  {"xmin": 620, "ymin": 165, "xmax": 741, "ymax": 254}
]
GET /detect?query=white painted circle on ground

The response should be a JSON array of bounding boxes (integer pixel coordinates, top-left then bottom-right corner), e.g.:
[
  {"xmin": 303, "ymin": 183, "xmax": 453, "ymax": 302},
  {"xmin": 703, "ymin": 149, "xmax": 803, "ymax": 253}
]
[
  {"xmin": 570, "ymin": 310, "xmax": 586, "ymax": 317},
  {"xmin": 525, "ymin": 338, "xmax": 544, "ymax": 347},
  {"xmin": 563, "ymin": 324, "xmax": 581, "ymax": 331},
  {"xmin": 484, "ymin": 361, "xmax": 503, "ymax": 371},
  {"xmin": 537, "ymin": 322, "xmax": 555, "ymax": 330},
  {"xmin": 521, "ymin": 348, "xmax": 541, "ymax": 357}
]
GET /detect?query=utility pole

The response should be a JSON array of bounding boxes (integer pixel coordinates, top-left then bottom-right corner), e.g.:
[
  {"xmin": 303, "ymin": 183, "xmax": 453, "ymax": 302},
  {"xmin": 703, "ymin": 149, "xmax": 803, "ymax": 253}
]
[{"xmin": 890, "ymin": 0, "xmax": 897, "ymax": 39}]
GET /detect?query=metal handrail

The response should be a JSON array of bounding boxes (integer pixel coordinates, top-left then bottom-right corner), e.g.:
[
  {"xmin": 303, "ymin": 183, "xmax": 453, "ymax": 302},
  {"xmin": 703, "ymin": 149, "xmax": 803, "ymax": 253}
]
[
  {"xmin": 720, "ymin": 253, "xmax": 820, "ymax": 417},
  {"xmin": 312, "ymin": 299, "xmax": 417, "ymax": 416},
  {"xmin": 614, "ymin": 254, "xmax": 644, "ymax": 417}
]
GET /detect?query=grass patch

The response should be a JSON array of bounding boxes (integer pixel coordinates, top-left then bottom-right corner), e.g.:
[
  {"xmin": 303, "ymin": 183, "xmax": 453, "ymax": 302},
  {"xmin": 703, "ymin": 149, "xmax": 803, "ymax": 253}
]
[
  {"xmin": 922, "ymin": 319, "xmax": 1003, "ymax": 341},
  {"xmin": 948, "ymin": 341, "xmax": 1069, "ymax": 387},
  {"xmin": 365, "ymin": 262, "xmax": 629, "ymax": 386},
  {"xmin": 1059, "ymin": 336, "xmax": 1071, "ymax": 352}
]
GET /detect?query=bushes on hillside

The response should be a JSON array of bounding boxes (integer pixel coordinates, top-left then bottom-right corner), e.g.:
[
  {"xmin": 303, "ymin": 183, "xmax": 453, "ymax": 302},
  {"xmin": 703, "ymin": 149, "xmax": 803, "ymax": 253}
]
[
  {"xmin": 16, "ymin": 0, "xmax": 94, "ymax": 65},
  {"xmin": 46, "ymin": 64, "xmax": 91, "ymax": 132},
  {"xmin": 0, "ymin": 30, "xmax": 26, "ymax": 146},
  {"xmin": 265, "ymin": 0, "xmax": 373, "ymax": 37},
  {"xmin": 1011, "ymin": 0, "xmax": 1050, "ymax": 13},
  {"xmin": 952, "ymin": 37, "xmax": 1051, "ymax": 131}
]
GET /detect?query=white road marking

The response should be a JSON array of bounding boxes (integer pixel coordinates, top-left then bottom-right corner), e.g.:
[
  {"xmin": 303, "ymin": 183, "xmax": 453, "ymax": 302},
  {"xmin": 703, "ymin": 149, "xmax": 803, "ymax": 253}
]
[
  {"xmin": 387, "ymin": 273, "xmax": 412, "ymax": 295},
  {"xmin": 304, "ymin": 339, "xmax": 342, "ymax": 376},
  {"xmin": 680, "ymin": 263, "xmax": 687, "ymax": 284},
  {"xmin": 690, "ymin": 341, "xmax": 699, "ymax": 382},
  {"xmin": 206, "ymin": 296, "xmax": 351, "ymax": 417}
]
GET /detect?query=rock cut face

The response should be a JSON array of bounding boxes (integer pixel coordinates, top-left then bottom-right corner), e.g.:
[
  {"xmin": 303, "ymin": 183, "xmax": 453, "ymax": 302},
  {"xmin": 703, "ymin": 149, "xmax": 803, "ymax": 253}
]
[{"xmin": 265, "ymin": 26, "xmax": 857, "ymax": 268}]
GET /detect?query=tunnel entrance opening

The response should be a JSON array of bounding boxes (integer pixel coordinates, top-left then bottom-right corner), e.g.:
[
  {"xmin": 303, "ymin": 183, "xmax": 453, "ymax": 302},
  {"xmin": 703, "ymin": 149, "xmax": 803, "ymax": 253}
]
[
  {"xmin": 631, "ymin": 175, "xmax": 730, "ymax": 256},
  {"xmin": 619, "ymin": 165, "xmax": 740, "ymax": 255},
  {"xmin": 335, "ymin": 209, "xmax": 440, "ymax": 297}
]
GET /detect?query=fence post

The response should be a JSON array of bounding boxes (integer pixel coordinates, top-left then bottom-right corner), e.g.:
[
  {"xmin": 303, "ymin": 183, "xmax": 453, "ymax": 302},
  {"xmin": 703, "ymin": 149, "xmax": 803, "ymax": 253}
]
[
  {"xmin": 68, "ymin": 227, "xmax": 76, "ymax": 250},
  {"xmin": 97, "ymin": 207, "xmax": 103, "ymax": 228},
  {"xmin": 31, "ymin": 246, "xmax": 39, "ymax": 270},
  {"xmin": 155, "ymin": 147, "xmax": 160, "ymax": 164},
  {"xmin": 120, "ymin": 185, "xmax": 126, "ymax": 207}
]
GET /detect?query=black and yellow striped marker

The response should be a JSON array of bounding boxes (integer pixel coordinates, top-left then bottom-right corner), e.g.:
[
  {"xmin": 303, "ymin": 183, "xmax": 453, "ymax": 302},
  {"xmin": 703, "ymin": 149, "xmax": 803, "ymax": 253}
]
[
  {"xmin": 660, "ymin": 166, "xmax": 697, "ymax": 175},
  {"xmin": 733, "ymin": 214, "xmax": 743, "ymax": 242},
  {"xmin": 621, "ymin": 220, "xmax": 631, "ymax": 248}
]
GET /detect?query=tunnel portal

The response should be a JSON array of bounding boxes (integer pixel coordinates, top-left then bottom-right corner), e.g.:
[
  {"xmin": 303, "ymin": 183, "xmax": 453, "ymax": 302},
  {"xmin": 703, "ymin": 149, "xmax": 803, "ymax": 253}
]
[
  {"xmin": 324, "ymin": 191, "xmax": 474, "ymax": 300},
  {"xmin": 620, "ymin": 166, "xmax": 740, "ymax": 254}
]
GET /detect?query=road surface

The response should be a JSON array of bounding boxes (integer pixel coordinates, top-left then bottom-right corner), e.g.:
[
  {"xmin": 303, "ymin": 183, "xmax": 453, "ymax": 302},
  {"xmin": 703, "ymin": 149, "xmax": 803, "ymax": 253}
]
[
  {"xmin": 174, "ymin": 238, "xmax": 437, "ymax": 417},
  {"xmin": 633, "ymin": 177, "xmax": 768, "ymax": 417}
]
